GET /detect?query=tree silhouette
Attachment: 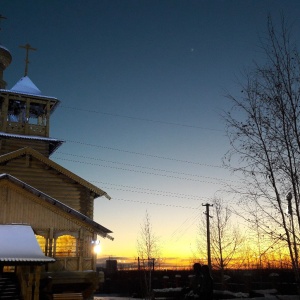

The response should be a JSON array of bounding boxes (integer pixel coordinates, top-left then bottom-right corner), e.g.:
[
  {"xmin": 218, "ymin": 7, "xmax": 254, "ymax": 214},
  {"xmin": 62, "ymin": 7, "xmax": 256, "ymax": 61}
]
[
  {"xmin": 224, "ymin": 15, "xmax": 300, "ymax": 292},
  {"xmin": 137, "ymin": 210, "xmax": 160, "ymax": 299}
]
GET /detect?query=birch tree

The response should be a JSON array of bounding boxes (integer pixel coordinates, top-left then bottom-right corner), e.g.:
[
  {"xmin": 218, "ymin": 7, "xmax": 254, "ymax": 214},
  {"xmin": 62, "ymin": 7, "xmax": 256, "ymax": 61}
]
[
  {"xmin": 223, "ymin": 16, "xmax": 300, "ymax": 292},
  {"xmin": 198, "ymin": 198, "xmax": 244, "ymax": 288},
  {"xmin": 137, "ymin": 211, "xmax": 160, "ymax": 299}
]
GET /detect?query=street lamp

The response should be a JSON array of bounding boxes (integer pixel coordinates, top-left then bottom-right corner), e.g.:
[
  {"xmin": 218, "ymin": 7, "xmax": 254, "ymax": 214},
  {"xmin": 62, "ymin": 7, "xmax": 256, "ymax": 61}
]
[{"xmin": 92, "ymin": 240, "xmax": 101, "ymax": 254}]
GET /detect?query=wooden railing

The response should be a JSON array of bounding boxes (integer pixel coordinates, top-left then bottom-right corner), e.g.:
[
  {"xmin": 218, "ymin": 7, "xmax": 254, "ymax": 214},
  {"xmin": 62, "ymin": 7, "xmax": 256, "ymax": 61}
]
[
  {"xmin": 6, "ymin": 121, "xmax": 47, "ymax": 136},
  {"xmin": 49, "ymin": 256, "xmax": 94, "ymax": 271}
]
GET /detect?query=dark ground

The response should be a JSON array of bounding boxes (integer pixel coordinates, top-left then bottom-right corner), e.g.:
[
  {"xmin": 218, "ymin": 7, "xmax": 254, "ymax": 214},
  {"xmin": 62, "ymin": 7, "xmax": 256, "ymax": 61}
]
[{"xmin": 96, "ymin": 268, "xmax": 298, "ymax": 298}]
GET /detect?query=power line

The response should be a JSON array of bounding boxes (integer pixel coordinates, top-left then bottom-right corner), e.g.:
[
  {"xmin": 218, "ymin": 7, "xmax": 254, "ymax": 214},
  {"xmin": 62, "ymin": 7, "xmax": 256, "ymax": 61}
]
[
  {"xmin": 56, "ymin": 151, "xmax": 237, "ymax": 184},
  {"xmin": 169, "ymin": 210, "xmax": 202, "ymax": 243},
  {"xmin": 55, "ymin": 157, "xmax": 228, "ymax": 185},
  {"xmin": 92, "ymin": 180, "xmax": 207, "ymax": 199},
  {"xmin": 61, "ymin": 139, "xmax": 227, "ymax": 169},
  {"xmin": 60, "ymin": 105, "xmax": 224, "ymax": 132},
  {"xmin": 113, "ymin": 197, "xmax": 199, "ymax": 210},
  {"xmin": 90, "ymin": 180, "xmax": 212, "ymax": 201},
  {"xmin": 117, "ymin": 193, "xmax": 244, "ymax": 224}
]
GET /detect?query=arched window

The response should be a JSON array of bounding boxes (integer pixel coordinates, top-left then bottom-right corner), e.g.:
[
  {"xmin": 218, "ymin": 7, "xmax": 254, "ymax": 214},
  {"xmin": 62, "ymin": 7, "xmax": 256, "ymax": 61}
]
[
  {"xmin": 55, "ymin": 235, "xmax": 77, "ymax": 257},
  {"xmin": 35, "ymin": 235, "xmax": 46, "ymax": 254}
]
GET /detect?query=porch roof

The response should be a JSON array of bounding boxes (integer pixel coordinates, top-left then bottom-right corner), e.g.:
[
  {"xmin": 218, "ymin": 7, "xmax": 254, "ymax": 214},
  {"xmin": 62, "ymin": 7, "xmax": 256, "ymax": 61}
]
[{"xmin": 0, "ymin": 224, "xmax": 55, "ymax": 263}]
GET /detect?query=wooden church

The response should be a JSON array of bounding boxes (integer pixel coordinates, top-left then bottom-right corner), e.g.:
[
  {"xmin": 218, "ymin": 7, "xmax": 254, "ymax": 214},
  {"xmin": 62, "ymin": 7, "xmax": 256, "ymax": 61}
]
[{"xmin": 0, "ymin": 41, "xmax": 113, "ymax": 299}]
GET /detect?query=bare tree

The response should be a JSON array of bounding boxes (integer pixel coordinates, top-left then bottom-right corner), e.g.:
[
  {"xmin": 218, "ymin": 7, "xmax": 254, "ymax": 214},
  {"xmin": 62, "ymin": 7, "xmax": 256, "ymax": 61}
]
[
  {"xmin": 137, "ymin": 211, "xmax": 160, "ymax": 299},
  {"xmin": 198, "ymin": 198, "xmax": 244, "ymax": 288},
  {"xmin": 212, "ymin": 199, "xmax": 244, "ymax": 279},
  {"xmin": 223, "ymin": 15, "xmax": 300, "ymax": 292}
]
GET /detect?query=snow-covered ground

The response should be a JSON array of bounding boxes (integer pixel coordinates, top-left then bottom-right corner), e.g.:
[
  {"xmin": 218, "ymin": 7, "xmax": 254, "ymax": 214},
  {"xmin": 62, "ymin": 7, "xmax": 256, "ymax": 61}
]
[
  {"xmin": 94, "ymin": 296, "xmax": 141, "ymax": 300},
  {"xmin": 94, "ymin": 289, "xmax": 300, "ymax": 300},
  {"xmin": 94, "ymin": 297, "xmax": 299, "ymax": 300}
]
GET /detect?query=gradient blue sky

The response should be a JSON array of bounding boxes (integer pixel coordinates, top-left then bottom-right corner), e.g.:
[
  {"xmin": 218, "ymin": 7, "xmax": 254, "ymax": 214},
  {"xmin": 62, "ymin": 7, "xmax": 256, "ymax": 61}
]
[{"xmin": 2, "ymin": 0, "xmax": 300, "ymax": 264}]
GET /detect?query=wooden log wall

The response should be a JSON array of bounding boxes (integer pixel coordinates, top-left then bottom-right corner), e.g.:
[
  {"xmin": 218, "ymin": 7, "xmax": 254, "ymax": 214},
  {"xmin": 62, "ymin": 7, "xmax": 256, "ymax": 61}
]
[
  {"xmin": 0, "ymin": 182, "xmax": 95, "ymax": 271},
  {"xmin": 0, "ymin": 138, "xmax": 50, "ymax": 157},
  {"xmin": 0, "ymin": 183, "xmax": 81, "ymax": 231},
  {"xmin": 0, "ymin": 155, "xmax": 94, "ymax": 218}
]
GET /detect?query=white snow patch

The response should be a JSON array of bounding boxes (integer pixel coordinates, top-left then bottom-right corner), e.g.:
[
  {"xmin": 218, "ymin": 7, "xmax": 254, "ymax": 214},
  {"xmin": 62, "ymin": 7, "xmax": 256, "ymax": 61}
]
[
  {"xmin": 11, "ymin": 76, "xmax": 42, "ymax": 95},
  {"xmin": 0, "ymin": 224, "xmax": 54, "ymax": 262}
]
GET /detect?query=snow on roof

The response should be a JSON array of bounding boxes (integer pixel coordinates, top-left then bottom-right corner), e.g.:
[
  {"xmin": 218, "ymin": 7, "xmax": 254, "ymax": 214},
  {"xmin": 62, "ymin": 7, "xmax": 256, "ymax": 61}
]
[
  {"xmin": 10, "ymin": 76, "xmax": 42, "ymax": 95},
  {"xmin": 0, "ymin": 132, "xmax": 64, "ymax": 154},
  {"xmin": 1, "ymin": 76, "xmax": 58, "ymax": 101},
  {"xmin": 0, "ymin": 88, "xmax": 58, "ymax": 101},
  {"xmin": 0, "ymin": 224, "xmax": 55, "ymax": 263},
  {"xmin": 0, "ymin": 131, "xmax": 63, "ymax": 143},
  {"xmin": 0, "ymin": 45, "xmax": 10, "ymax": 52}
]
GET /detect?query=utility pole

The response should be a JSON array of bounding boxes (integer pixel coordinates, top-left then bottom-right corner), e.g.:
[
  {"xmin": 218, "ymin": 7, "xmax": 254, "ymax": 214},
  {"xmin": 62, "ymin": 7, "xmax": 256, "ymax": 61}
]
[{"xmin": 202, "ymin": 203, "xmax": 213, "ymax": 270}]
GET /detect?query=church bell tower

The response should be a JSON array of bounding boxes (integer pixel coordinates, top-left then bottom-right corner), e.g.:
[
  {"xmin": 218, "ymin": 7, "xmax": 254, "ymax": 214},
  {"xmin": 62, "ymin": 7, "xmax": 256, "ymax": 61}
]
[{"xmin": 0, "ymin": 42, "xmax": 63, "ymax": 157}]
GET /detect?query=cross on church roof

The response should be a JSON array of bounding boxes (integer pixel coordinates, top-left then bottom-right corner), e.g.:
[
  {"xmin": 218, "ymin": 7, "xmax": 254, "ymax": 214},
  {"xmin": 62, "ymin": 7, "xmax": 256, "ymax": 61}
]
[{"xmin": 19, "ymin": 43, "xmax": 37, "ymax": 76}]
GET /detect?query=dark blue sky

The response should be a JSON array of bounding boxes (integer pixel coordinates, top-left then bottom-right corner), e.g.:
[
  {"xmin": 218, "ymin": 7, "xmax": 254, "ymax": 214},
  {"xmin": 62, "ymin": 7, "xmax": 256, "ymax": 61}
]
[{"xmin": 2, "ymin": 0, "xmax": 300, "ymax": 260}]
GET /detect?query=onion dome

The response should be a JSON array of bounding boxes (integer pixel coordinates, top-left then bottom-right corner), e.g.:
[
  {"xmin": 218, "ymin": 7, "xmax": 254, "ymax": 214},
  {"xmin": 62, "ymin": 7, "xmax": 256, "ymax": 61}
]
[{"xmin": 0, "ymin": 45, "xmax": 12, "ymax": 89}]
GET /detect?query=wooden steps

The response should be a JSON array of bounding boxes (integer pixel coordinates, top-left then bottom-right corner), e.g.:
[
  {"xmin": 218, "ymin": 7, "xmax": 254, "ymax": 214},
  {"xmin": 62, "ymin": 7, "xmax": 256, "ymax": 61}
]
[
  {"xmin": 0, "ymin": 274, "xmax": 21, "ymax": 300},
  {"xmin": 53, "ymin": 293, "xmax": 83, "ymax": 299}
]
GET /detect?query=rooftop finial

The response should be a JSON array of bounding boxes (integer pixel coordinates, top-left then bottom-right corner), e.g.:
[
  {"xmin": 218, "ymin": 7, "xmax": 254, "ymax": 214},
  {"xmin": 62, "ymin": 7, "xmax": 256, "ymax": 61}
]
[{"xmin": 19, "ymin": 43, "xmax": 37, "ymax": 76}]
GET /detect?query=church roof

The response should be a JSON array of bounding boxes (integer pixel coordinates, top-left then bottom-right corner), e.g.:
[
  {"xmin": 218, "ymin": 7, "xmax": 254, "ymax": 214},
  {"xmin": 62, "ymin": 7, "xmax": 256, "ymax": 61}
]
[
  {"xmin": 0, "ymin": 147, "xmax": 111, "ymax": 200},
  {"xmin": 0, "ymin": 45, "xmax": 11, "ymax": 55},
  {"xmin": 11, "ymin": 76, "xmax": 42, "ymax": 95},
  {"xmin": 0, "ymin": 45, "xmax": 12, "ymax": 69},
  {"xmin": 0, "ymin": 173, "xmax": 114, "ymax": 240},
  {"xmin": 0, "ymin": 132, "xmax": 63, "ymax": 154},
  {"xmin": 0, "ymin": 87, "xmax": 58, "ymax": 101},
  {"xmin": 0, "ymin": 76, "xmax": 60, "ymax": 113},
  {"xmin": 0, "ymin": 224, "xmax": 55, "ymax": 263}
]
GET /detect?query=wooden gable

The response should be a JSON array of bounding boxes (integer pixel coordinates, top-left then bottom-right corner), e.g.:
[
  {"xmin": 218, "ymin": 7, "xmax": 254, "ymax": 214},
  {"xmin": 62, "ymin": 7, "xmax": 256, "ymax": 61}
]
[
  {"xmin": 0, "ymin": 173, "xmax": 113, "ymax": 275},
  {"xmin": 0, "ymin": 174, "xmax": 113, "ymax": 239},
  {"xmin": 0, "ymin": 147, "xmax": 110, "ymax": 219}
]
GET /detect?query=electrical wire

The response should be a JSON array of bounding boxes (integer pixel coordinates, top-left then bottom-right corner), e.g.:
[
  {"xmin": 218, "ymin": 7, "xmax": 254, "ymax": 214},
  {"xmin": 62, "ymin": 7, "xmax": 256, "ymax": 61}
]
[
  {"xmin": 55, "ymin": 156, "xmax": 228, "ymax": 185},
  {"xmin": 113, "ymin": 197, "xmax": 199, "ymax": 210},
  {"xmin": 90, "ymin": 180, "xmax": 212, "ymax": 201},
  {"xmin": 56, "ymin": 151, "xmax": 237, "ymax": 184},
  {"xmin": 60, "ymin": 105, "xmax": 224, "ymax": 132},
  {"xmin": 61, "ymin": 139, "xmax": 227, "ymax": 168}
]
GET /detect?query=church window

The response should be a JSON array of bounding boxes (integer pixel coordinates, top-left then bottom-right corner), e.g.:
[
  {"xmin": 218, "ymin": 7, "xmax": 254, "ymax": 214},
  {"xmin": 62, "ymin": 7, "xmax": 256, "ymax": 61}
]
[
  {"xmin": 28, "ymin": 102, "xmax": 46, "ymax": 125},
  {"xmin": 7, "ymin": 99, "xmax": 26, "ymax": 123},
  {"xmin": 35, "ymin": 235, "xmax": 47, "ymax": 253},
  {"xmin": 55, "ymin": 235, "xmax": 77, "ymax": 257}
]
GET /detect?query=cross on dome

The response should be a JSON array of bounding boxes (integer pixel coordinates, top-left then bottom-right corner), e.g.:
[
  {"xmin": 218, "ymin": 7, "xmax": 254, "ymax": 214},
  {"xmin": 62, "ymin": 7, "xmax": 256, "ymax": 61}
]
[{"xmin": 19, "ymin": 43, "xmax": 37, "ymax": 76}]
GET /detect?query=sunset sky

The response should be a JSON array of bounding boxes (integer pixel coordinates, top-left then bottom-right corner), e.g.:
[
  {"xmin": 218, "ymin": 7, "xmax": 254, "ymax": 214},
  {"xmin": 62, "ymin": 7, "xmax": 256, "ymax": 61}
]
[{"xmin": 2, "ymin": 0, "xmax": 300, "ymax": 266}]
